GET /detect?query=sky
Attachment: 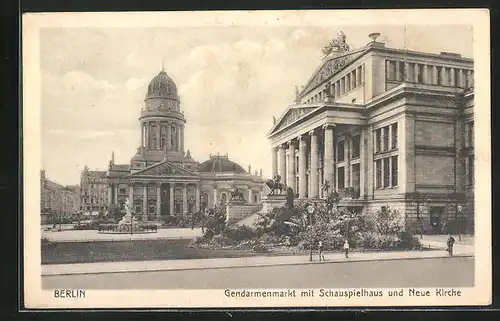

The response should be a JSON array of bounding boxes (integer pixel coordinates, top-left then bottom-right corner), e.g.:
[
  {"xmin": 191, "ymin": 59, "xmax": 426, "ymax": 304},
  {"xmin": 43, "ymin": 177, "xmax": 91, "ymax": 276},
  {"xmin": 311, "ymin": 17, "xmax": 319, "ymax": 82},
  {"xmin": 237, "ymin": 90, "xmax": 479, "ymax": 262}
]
[{"xmin": 40, "ymin": 24, "xmax": 473, "ymax": 186}]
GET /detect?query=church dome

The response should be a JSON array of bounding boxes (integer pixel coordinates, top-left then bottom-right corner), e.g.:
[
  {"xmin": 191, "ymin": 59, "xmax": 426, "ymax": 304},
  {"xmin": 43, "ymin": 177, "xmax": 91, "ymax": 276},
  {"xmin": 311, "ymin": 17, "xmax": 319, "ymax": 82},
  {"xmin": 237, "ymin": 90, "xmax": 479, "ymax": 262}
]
[
  {"xmin": 145, "ymin": 69, "xmax": 178, "ymax": 99},
  {"xmin": 199, "ymin": 154, "xmax": 247, "ymax": 174}
]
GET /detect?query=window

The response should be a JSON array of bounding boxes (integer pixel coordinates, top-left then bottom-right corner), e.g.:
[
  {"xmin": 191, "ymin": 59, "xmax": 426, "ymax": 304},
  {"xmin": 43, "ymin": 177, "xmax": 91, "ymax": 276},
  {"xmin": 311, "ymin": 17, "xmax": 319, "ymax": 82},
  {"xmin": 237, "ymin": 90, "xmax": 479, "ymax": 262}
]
[
  {"xmin": 437, "ymin": 67, "xmax": 443, "ymax": 85},
  {"xmin": 391, "ymin": 156, "xmax": 398, "ymax": 187},
  {"xmin": 148, "ymin": 187, "xmax": 155, "ymax": 194},
  {"xmin": 382, "ymin": 127, "xmax": 389, "ymax": 151},
  {"xmin": 467, "ymin": 155, "xmax": 474, "ymax": 185},
  {"xmin": 119, "ymin": 188, "xmax": 126, "ymax": 194},
  {"xmin": 375, "ymin": 159, "xmax": 382, "ymax": 188},
  {"xmin": 135, "ymin": 204, "xmax": 141, "ymax": 214},
  {"xmin": 391, "ymin": 123, "xmax": 398, "ymax": 149},
  {"xmin": 466, "ymin": 122, "xmax": 474, "ymax": 148},
  {"xmin": 375, "ymin": 129, "xmax": 381, "ymax": 153},
  {"xmin": 352, "ymin": 135, "xmax": 360, "ymax": 158},
  {"xmin": 337, "ymin": 141, "xmax": 345, "ymax": 162},
  {"xmin": 337, "ymin": 167, "xmax": 345, "ymax": 189},
  {"xmin": 134, "ymin": 187, "xmax": 141, "ymax": 194},
  {"xmin": 148, "ymin": 200, "xmax": 155, "ymax": 214},
  {"xmin": 383, "ymin": 158, "xmax": 390, "ymax": 188}
]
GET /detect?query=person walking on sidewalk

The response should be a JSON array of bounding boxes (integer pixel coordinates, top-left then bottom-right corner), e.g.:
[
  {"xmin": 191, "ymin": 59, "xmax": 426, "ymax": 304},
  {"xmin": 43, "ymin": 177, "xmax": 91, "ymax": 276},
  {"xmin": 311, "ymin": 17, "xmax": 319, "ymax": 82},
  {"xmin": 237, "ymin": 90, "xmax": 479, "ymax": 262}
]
[
  {"xmin": 318, "ymin": 240, "xmax": 325, "ymax": 261},
  {"xmin": 447, "ymin": 234, "xmax": 455, "ymax": 256},
  {"xmin": 343, "ymin": 239, "xmax": 350, "ymax": 258}
]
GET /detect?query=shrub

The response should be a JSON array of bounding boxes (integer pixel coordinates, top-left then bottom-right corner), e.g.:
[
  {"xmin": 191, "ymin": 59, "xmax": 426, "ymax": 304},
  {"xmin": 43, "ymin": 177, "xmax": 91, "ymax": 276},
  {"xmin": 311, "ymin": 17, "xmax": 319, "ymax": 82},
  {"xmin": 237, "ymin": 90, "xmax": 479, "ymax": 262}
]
[
  {"xmin": 212, "ymin": 234, "xmax": 236, "ymax": 246},
  {"xmin": 162, "ymin": 215, "xmax": 180, "ymax": 227},
  {"xmin": 396, "ymin": 231, "xmax": 421, "ymax": 250},
  {"xmin": 252, "ymin": 242, "xmax": 270, "ymax": 253},
  {"xmin": 371, "ymin": 206, "xmax": 405, "ymax": 235},
  {"xmin": 139, "ymin": 224, "xmax": 158, "ymax": 232},
  {"xmin": 223, "ymin": 225, "xmax": 256, "ymax": 242}
]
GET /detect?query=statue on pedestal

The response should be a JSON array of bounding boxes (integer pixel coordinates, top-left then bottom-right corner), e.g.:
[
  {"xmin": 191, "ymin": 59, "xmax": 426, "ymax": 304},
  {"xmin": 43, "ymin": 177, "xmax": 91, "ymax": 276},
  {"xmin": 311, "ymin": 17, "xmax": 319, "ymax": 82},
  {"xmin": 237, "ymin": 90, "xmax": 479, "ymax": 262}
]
[{"xmin": 266, "ymin": 175, "xmax": 286, "ymax": 195}]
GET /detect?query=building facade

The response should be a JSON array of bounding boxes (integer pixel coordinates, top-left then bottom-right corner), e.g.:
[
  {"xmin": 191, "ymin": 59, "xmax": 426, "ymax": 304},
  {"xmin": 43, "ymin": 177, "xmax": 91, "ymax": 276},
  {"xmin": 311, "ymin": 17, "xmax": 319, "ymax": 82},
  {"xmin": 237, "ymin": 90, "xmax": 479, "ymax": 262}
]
[
  {"xmin": 268, "ymin": 32, "xmax": 474, "ymax": 233},
  {"xmin": 79, "ymin": 167, "xmax": 109, "ymax": 215},
  {"xmin": 40, "ymin": 170, "xmax": 79, "ymax": 223},
  {"xmin": 107, "ymin": 68, "xmax": 264, "ymax": 221}
]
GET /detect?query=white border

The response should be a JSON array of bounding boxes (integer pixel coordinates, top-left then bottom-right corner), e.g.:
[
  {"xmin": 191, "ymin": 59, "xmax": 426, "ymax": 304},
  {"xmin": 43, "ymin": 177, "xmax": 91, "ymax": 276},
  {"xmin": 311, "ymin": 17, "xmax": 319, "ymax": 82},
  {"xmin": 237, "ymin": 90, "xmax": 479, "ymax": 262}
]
[{"xmin": 23, "ymin": 9, "xmax": 491, "ymax": 308}]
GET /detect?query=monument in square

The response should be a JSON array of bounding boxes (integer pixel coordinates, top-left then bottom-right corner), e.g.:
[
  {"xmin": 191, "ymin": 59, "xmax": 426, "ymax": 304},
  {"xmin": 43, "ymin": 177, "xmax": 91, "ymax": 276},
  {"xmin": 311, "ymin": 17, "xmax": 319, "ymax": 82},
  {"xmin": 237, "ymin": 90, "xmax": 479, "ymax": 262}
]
[{"xmin": 99, "ymin": 198, "xmax": 157, "ymax": 234}]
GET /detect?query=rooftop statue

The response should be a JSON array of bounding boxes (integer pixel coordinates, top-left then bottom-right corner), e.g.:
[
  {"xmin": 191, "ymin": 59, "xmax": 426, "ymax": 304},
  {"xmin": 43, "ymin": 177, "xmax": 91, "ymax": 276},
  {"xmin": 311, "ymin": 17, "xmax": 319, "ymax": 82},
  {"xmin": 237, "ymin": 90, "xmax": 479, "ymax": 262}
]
[{"xmin": 322, "ymin": 30, "xmax": 350, "ymax": 57}]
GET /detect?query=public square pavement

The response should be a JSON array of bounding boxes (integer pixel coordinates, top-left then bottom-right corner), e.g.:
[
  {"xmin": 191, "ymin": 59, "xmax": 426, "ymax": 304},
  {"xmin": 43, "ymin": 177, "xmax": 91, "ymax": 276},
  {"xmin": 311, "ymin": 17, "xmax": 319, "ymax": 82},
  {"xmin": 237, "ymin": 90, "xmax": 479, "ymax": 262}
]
[
  {"xmin": 41, "ymin": 227, "xmax": 203, "ymax": 242},
  {"xmin": 42, "ymin": 256, "xmax": 474, "ymax": 289}
]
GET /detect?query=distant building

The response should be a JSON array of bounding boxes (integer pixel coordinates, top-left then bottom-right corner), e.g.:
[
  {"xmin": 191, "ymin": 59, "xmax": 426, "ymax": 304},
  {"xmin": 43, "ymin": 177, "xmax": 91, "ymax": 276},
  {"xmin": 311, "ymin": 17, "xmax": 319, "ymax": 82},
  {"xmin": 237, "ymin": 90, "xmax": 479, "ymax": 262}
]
[
  {"xmin": 106, "ymin": 68, "xmax": 264, "ymax": 221},
  {"xmin": 267, "ymin": 31, "xmax": 474, "ymax": 234},
  {"xmin": 79, "ymin": 166, "xmax": 109, "ymax": 215},
  {"xmin": 40, "ymin": 169, "xmax": 79, "ymax": 223}
]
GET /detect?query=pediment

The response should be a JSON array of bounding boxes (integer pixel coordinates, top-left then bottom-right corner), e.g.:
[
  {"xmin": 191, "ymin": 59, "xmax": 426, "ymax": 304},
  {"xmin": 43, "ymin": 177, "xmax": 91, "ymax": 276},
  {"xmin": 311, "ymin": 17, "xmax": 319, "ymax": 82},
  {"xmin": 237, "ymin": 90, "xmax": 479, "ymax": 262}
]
[
  {"xmin": 269, "ymin": 106, "xmax": 319, "ymax": 135},
  {"xmin": 130, "ymin": 160, "xmax": 198, "ymax": 177},
  {"xmin": 299, "ymin": 48, "xmax": 367, "ymax": 97}
]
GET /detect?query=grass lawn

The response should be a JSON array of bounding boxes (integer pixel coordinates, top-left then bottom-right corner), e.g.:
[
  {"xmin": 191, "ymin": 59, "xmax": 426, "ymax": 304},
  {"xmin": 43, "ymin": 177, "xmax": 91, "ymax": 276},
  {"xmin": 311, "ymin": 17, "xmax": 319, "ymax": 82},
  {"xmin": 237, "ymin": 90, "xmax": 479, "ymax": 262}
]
[{"xmin": 41, "ymin": 239, "xmax": 296, "ymax": 265}]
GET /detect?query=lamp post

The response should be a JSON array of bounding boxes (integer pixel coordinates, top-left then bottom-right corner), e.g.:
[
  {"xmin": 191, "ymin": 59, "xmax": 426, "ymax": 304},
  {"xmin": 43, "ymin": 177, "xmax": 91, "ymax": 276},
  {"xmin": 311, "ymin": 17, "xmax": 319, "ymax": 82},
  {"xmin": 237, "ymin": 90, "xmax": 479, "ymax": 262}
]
[
  {"xmin": 307, "ymin": 204, "xmax": 315, "ymax": 262},
  {"xmin": 457, "ymin": 205, "xmax": 463, "ymax": 242}
]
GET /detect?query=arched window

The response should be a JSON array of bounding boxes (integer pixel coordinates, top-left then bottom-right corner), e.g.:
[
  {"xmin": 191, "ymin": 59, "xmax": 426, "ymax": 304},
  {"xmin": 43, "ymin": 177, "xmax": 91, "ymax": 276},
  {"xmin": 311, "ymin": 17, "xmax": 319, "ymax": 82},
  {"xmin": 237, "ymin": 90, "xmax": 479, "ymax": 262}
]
[
  {"xmin": 253, "ymin": 194, "xmax": 258, "ymax": 203},
  {"xmin": 221, "ymin": 193, "xmax": 227, "ymax": 205}
]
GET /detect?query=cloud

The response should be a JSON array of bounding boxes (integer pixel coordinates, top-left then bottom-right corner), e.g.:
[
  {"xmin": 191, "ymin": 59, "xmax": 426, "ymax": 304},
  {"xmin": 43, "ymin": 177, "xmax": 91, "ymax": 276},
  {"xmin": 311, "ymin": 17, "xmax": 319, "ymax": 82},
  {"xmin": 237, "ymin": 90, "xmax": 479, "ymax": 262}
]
[{"xmin": 126, "ymin": 77, "xmax": 149, "ymax": 91}]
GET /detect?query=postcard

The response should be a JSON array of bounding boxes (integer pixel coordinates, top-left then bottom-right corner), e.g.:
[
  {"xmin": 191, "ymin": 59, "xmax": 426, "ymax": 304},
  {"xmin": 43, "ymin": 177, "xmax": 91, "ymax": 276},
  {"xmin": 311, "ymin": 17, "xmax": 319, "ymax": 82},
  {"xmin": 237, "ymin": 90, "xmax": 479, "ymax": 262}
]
[{"xmin": 22, "ymin": 9, "xmax": 491, "ymax": 309}]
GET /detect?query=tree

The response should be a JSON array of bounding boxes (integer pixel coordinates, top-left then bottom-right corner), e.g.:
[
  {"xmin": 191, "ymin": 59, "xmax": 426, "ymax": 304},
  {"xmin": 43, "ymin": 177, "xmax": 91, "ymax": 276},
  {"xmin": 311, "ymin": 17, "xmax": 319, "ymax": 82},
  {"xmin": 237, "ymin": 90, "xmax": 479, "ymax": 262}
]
[
  {"xmin": 203, "ymin": 206, "xmax": 227, "ymax": 238},
  {"xmin": 372, "ymin": 206, "xmax": 405, "ymax": 235},
  {"xmin": 107, "ymin": 204, "xmax": 123, "ymax": 222}
]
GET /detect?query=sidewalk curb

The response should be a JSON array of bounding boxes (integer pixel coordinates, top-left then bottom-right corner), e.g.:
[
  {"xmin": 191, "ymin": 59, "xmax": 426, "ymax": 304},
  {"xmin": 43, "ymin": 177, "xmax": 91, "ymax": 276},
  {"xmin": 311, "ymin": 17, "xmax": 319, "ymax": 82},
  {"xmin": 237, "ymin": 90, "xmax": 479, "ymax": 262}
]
[{"xmin": 42, "ymin": 253, "xmax": 474, "ymax": 277}]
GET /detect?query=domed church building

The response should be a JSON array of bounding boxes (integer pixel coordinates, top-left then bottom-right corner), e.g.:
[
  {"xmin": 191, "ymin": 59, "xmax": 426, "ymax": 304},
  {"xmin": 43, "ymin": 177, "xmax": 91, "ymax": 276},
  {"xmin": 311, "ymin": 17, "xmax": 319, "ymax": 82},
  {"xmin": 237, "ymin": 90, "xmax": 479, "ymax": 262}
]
[{"xmin": 107, "ymin": 68, "xmax": 264, "ymax": 221}]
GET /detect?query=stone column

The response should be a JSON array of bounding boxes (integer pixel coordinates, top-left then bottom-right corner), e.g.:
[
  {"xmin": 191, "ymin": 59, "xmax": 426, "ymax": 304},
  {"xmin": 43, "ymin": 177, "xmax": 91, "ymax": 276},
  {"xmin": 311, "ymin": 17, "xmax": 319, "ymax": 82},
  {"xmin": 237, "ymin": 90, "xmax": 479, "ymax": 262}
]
[
  {"xmin": 404, "ymin": 62, "xmax": 410, "ymax": 82},
  {"xmin": 278, "ymin": 144, "xmax": 287, "ymax": 186},
  {"xmin": 178, "ymin": 127, "xmax": 182, "ymax": 152},
  {"xmin": 156, "ymin": 121, "xmax": 160, "ymax": 149},
  {"xmin": 129, "ymin": 184, "xmax": 134, "ymax": 204},
  {"xmin": 466, "ymin": 70, "xmax": 473, "ymax": 88},
  {"xmin": 432, "ymin": 66, "xmax": 438, "ymax": 85},
  {"xmin": 195, "ymin": 184, "xmax": 200, "ymax": 211},
  {"xmin": 142, "ymin": 184, "xmax": 148, "ymax": 220},
  {"xmin": 166, "ymin": 122, "xmax": 172, "ymax": 151},
  {"xmin": 169, "ymin": 184, "xmax": 174, "ymax": 215},
  {"xmin": 309, "ymin": 130, "xmax": 319, "ymax": 198},
  {"xmin": 359, "ymin": 128, "xmax": 366, "ymax": 198},
  {"xmin": 182, "ymin": 184, "xmax": 188, "ymax": 216},
  {"xmin": 271, "ymin": 146, "xmax": 278, "ymax": 177},
  {"xmin": 458, "ymin": 69, "xmax": 464, "ymax": 88},
  {"xmin": 180, "ymin": 126, "xmax": 184, "ymax": 153},
  {"xmin": 456, "ymin": 118, "xmax": 465, "ymax": 193},
  {"xmin": 213, "ymin": 188, "xmax": 218, "ymax": 207},
  {"xmin": 395, "ymin": 61, "xmax": 401, "ymax": 81},
  {"xmin": 440, "ymin": 67, "xmax": 447, "ymax": 86},
  {"xmin": 114, "ymin": 185, "xmax": 118, "ymax": 205},
  {"xmin": 414, "ymin": 64, "xmax": 420, "ymax": 83},
  {"xmin": 248, "ymin": 189, "xmax": 253, "ymax": 204},
  {"xmin": 141, "ymin": 124, "xmax": 145, "ymax": 148},
  {"xmin": 323, "ymin": 124, "xmax": 334, "ymax": 195},
  {"xmin": 108, "ymin": 184, "xmax": 112, "ymax": 206},
  {"xmin": 298, "ymin": 135, "xmax": 307, "ymax": 198},
  {"xmin": 156, "ymin": 182, "xmax": 161, "ymax": 219},
  {"xmin": 450, "ymin": 68, "xmax": 456, "ymax": 87},
  {"xmin": 287, "ymin": 140, "xmax": 296, "ymax": 193}
]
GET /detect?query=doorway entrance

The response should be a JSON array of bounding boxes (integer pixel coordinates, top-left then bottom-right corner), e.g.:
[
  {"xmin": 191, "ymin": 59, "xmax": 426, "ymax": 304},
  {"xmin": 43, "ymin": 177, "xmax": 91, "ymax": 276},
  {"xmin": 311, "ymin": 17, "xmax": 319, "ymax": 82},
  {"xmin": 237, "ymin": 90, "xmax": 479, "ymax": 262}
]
[
  {"xmin": 429, "ymin": 206, "xmax": 445, "ymax": 234},
  {"xmin": 161, "ymin": 184, "xmax": 170, "ymax": 215}
]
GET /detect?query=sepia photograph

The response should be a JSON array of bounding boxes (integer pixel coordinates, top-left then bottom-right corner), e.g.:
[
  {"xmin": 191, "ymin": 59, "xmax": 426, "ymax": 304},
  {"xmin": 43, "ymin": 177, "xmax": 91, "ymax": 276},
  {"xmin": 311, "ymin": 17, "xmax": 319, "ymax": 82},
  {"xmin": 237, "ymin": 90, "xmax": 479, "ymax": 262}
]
[{"xmin": 23, "ymin": 9, "xmax": 491, "ymax": 308}]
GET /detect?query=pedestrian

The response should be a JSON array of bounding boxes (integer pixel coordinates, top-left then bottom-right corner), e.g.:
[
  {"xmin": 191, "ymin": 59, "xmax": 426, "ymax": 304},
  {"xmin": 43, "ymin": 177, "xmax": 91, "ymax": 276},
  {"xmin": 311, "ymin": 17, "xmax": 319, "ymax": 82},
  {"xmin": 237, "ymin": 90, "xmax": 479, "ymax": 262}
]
[
  {"xmin": 343, "ymin": 239, "xmax": 350, "ymax": 258},
  {"xmin": 318, "ymin": 240, "xmax": 325, "ymax": 261},
  {"xmin": 446, "ymin": 234, "xmax": 455, "ymax": 256}
]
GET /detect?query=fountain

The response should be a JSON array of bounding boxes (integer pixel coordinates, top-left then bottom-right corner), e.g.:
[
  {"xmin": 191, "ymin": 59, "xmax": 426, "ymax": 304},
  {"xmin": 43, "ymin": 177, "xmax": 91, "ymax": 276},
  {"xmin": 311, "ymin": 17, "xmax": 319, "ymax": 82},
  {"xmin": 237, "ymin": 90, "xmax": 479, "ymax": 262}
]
[{"xmin": 98, "ymin": 198, "xmax": 158, "ymax": 234}]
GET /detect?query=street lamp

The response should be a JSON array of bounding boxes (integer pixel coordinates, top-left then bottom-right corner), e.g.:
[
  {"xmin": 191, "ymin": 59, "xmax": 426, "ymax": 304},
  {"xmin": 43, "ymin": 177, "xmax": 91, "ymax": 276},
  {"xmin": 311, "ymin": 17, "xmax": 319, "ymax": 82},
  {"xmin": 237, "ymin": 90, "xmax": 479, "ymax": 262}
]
[
  {"xmin": 457, "ymin": 205, "xmax": 463, "ymax": 242},
  {"xmin": 307, "ymin": 204, "xmax": 315, "ymax": 262}
]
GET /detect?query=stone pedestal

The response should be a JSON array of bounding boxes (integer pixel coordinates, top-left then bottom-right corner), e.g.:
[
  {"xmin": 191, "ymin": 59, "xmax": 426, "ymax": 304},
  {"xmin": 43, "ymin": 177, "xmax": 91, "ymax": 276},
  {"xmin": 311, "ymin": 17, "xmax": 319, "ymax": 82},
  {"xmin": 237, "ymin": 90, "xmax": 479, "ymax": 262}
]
[{"xmin": 261, "ymin": 195, "xmax": 287, "ymax": 213}]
